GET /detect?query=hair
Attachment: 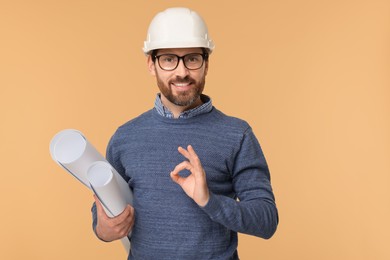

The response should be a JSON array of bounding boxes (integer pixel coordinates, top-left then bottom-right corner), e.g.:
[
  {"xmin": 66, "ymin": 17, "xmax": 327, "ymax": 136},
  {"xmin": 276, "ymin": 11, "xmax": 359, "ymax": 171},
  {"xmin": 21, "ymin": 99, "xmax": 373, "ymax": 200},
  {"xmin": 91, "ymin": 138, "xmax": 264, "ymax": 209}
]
[{"xmin": 151, "ymin": 50, "xmax": 158, "ymax": 62}]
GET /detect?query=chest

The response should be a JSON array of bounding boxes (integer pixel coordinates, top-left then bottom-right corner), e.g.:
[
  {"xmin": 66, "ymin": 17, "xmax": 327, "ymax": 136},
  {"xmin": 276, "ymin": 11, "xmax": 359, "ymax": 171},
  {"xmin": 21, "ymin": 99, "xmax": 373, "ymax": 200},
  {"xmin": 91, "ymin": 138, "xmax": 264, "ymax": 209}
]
[{"xmin": 117, "ymin": 130, "xmax": 238, "ymax": 194}]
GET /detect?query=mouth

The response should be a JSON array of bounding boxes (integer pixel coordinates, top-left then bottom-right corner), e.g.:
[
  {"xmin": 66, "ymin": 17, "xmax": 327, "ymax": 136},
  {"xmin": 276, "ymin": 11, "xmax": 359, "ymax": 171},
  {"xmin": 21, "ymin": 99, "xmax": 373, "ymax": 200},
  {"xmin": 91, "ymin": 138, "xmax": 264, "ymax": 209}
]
[{"xmin": 171, "ymin": 81, "xmax": 193, "ymax": 91}]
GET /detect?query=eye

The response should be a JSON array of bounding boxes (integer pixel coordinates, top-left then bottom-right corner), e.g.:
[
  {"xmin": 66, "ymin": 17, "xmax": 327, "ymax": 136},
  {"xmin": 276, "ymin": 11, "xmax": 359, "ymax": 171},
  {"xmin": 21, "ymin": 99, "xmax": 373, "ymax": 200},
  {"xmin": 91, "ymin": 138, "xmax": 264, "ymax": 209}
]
[
  {"xmin": 160, "ymin": 55, "xmax": 177, "ymax": 63},
  {"xmin": 186, "ymin": 54, "xmax": 201, "ymax": 63}
]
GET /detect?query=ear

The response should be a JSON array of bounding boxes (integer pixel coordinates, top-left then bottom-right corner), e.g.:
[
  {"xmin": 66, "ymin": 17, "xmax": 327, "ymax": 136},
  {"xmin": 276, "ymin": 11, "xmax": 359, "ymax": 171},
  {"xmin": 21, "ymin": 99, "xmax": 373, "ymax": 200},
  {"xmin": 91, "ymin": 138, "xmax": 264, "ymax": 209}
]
[{"xmin": 147, "ymin": 55, "xmax": 156, "ymax": 76}]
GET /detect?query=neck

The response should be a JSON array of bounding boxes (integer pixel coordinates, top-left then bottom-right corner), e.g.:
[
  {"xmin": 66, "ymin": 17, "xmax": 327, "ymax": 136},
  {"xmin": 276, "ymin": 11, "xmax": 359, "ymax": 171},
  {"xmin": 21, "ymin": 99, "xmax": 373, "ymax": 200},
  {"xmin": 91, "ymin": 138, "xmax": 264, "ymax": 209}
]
[{"xmin": 160, "ymin": 95, "xmax": 203, "ymax": 118}]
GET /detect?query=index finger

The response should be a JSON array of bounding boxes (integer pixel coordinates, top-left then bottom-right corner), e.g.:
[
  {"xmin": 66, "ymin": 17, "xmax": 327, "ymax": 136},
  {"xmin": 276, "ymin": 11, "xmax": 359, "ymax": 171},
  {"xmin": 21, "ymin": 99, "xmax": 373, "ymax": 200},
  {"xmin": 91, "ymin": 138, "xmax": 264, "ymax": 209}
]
[
  {"xmin": 116, "ymin": 204, "xmax": 133, "ymax": 222},
  {"xmin": 178, "ymin": 145, "xmax": 200, "ymax": 165},
  {"xmin": 178, "ymin": 146, "xmax": 190, "ymax": 160},
  {"xmin": 186, "ymin": 145, "xmax": 202, "ymax": 169}
]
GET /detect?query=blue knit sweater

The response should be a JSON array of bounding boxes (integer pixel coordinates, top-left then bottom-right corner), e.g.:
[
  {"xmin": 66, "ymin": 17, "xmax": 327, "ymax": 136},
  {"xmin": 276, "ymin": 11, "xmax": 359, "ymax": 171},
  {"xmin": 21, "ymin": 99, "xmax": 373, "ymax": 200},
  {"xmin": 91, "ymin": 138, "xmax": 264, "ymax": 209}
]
[{"xmin": 92, "ymin": 107, "xmax": 278, "ymax": 260}]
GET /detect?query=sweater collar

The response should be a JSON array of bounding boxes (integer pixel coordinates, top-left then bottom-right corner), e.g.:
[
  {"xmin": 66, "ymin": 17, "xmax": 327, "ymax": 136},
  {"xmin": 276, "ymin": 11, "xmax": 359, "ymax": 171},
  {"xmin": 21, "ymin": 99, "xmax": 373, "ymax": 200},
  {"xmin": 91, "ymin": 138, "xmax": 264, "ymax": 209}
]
[{"xmin": 154, "ymin": 93, "xmax": 213, "ymax": 119}]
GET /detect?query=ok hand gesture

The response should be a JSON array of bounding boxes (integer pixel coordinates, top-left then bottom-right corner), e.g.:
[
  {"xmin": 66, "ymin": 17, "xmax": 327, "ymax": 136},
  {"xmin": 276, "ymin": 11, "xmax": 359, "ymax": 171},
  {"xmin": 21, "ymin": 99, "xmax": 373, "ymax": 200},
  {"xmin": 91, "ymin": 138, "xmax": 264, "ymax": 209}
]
[{"xmin": 170, "ymin": 145, "xmax": 210, "ymax": 207}]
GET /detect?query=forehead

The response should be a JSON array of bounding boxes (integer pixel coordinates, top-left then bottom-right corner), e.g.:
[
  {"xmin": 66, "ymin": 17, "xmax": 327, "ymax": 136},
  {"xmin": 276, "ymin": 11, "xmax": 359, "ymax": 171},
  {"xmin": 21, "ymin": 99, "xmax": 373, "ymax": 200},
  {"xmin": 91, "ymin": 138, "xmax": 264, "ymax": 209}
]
[{"xmin": 156, "ymin": 48, "xmax": 203, "ymax": 55}]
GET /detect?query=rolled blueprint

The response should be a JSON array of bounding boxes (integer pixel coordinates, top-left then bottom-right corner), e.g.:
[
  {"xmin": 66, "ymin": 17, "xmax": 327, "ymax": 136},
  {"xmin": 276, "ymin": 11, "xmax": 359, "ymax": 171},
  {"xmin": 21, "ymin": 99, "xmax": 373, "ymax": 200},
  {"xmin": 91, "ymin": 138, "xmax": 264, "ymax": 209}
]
[
  {"xmin": 50, "ymin": 129, "xmax": 106, "ymax": 187},
  {"xmin": 49, "ymin": 129, "xmax": 133, "ymax": 252},
  {"xmin": 87, "ymin": 161, "xmax": 131, "ymax": 217}
]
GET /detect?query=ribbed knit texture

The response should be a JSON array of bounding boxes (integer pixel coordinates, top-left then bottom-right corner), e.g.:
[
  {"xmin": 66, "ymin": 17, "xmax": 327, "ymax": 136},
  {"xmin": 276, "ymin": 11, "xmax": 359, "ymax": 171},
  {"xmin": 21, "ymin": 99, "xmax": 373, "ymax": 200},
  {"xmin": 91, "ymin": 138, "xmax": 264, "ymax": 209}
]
[{"xmin": 92, "ymin": 107, "xmax": 278, "ymax": 260}]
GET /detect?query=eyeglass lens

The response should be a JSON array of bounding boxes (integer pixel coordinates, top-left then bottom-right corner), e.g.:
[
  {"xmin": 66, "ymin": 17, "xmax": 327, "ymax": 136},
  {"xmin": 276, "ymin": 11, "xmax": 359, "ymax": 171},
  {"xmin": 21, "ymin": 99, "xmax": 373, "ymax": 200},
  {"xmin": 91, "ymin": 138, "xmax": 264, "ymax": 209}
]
[{"xmin": 157, "ymin": 53, "xmax": 204, "ymax": 71}]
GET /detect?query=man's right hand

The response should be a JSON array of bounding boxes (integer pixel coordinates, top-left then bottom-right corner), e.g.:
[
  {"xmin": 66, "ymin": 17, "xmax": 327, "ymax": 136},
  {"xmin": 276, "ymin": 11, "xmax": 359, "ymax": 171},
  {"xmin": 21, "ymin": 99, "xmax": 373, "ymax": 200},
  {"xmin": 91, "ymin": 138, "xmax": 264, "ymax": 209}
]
[{"xmin": 94, "ymin": 195, "xmax": 135, "ymax": 242}]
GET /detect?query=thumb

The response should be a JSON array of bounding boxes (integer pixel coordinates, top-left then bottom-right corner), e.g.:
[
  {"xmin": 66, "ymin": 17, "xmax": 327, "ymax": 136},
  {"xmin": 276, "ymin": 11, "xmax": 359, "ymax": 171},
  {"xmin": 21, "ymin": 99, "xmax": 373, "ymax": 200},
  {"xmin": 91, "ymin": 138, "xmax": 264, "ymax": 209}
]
[{"xmin": 170, "ymin": 171, "xmax": 185, "ymax": 186}]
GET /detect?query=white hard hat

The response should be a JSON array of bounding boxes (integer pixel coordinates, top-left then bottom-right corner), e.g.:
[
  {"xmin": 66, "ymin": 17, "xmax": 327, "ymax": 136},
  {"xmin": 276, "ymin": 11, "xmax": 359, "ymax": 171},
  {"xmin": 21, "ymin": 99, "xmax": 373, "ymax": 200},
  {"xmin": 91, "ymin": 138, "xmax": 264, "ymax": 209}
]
[{"xmin": 143, "ymin": 7, "xmax": 215, "ymax": 55}]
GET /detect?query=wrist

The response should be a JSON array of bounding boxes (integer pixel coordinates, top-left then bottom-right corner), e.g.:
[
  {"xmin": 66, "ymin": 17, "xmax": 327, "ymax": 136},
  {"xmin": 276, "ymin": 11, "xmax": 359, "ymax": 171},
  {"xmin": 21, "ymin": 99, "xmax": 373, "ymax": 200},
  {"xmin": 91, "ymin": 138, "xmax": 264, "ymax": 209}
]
[{"xmin": 198, "ymin": 191, "xmax": 210, "ymax": 207}]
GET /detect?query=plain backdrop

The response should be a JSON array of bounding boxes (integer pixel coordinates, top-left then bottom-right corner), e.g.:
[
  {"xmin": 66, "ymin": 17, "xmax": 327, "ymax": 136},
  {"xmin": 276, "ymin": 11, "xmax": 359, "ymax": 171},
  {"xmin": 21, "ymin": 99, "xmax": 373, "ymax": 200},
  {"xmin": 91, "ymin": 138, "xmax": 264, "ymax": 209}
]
[{"xmin": 1, "ymin": 0, "xmax": 389, "ymax": 259}]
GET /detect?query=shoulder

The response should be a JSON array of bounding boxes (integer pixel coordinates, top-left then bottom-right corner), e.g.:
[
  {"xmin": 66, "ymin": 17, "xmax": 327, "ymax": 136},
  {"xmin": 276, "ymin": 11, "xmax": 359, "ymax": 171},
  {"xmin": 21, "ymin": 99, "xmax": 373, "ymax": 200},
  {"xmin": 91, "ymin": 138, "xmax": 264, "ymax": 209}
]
[
  {"xmin": 209, "ymin": 107, "xmax": 251, "ymax": 132},
  {"xmin": 109, "ymin": 109, "xmax": 155, "ymax": 142},
  {"xmin": 118, "ymin": 109, "xmax": 155, "ymax": 130}
]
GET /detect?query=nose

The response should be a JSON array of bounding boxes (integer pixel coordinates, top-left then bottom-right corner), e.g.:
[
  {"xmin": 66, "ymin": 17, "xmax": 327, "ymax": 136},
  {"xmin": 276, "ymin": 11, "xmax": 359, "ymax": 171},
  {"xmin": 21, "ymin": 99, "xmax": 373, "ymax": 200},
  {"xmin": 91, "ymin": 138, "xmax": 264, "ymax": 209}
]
[{"xmin": 174, "ymin": 58, "xmax": 190, "ymax": 77}]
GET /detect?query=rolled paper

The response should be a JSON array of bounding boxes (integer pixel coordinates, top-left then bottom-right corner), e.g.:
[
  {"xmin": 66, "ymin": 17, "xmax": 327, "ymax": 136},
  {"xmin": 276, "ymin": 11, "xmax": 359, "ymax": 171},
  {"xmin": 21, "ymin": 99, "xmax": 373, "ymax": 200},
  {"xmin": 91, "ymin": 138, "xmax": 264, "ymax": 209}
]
[
  {"xmin": 87, "ymin": 161, "xmax": 132, "ymax": 251},
  {"xmin": 87, "ymin": 161, "xmax": 132, "ymax": 217},
  {"xmin": 49, "ymin": 129, "xmax": 133, "ymax": 252},
  {"xmin": 50, "ymin": 129, "xmax": 106, "ymax": 187}
]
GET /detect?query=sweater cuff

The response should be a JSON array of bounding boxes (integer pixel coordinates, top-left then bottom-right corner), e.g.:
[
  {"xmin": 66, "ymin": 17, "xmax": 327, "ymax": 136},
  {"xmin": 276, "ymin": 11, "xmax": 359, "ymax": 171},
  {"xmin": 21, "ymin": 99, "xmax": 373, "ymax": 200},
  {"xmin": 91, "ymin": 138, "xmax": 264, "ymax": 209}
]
[{"xmin": 200, "ymin": 192, "xmax": 224, "ymax": 219}]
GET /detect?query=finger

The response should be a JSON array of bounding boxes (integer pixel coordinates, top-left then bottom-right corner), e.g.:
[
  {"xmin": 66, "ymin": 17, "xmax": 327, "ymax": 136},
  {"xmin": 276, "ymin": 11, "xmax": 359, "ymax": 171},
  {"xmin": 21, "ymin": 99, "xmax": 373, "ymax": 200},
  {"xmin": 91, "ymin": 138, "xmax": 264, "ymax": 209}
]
[
  {"xmin": 187, "ymin": 145, "xmax": 198, "ymax": 162},
  {"xmin": 172, "ymin": 161, "xmax": 192, "ymax": 174},
  {"xmin": 125, "ymin": 222, "xmax": 134, "ymax": 237},
  {"xmin": 178, "ymin": 146, "xmax": 191, "ymax": 160},
  {"xmin": 187, "ymin": 145, "xmax": 203, "ymax": 174},
  {"xmin": 170, "ymin": 161, "xmax": 191, "ymax": 184},
  {"xmin": 109, "ymin": 207, "xmax": 133, "ymax": 233},
  {"xmin": 171, "ymin": 161, "xmax": 193, "ymax": 184},
  {"xmin": 125, "ymin": 206, "xmax": 135, "ymax": 230},
  {"xmin": 178, "ymin": 146, "xmax": 203, "ymax": 171},
  {"xmin": 126, "ymin": 207, "xmax": 135, "ymax": 232},
  {"xmin": 113, "ymin": 204, "xmax": 133, "ymax": 224},
  {"xmin": 170, "ymin": 171, "xmax": 185, "ymax": 186}
]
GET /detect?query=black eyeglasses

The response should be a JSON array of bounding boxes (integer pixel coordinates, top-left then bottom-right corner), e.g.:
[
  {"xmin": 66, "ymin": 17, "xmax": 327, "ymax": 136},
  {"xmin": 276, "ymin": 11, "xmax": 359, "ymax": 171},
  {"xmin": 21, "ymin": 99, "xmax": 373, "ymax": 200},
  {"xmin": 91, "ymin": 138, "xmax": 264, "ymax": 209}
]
[{"xmin": 154, "ymin": 53, "xmax": 208, "ymax": 71}]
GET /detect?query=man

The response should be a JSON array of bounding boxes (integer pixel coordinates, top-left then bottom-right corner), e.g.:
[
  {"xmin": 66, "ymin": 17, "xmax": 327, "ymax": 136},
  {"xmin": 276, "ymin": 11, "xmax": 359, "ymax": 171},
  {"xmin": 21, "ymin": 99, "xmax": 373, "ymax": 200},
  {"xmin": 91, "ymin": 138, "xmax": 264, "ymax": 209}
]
[{"xmin": 92, "ymin": 7, "xmax": 278, "ymax": 259}]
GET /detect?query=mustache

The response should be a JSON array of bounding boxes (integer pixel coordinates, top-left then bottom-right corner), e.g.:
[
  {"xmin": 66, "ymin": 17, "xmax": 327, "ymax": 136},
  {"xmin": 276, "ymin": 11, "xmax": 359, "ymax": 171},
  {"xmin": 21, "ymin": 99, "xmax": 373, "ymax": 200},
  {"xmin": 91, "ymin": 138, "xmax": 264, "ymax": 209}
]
[{"xmin": 169, "ymin": 76, "xmax": 194, "ymax": 84}]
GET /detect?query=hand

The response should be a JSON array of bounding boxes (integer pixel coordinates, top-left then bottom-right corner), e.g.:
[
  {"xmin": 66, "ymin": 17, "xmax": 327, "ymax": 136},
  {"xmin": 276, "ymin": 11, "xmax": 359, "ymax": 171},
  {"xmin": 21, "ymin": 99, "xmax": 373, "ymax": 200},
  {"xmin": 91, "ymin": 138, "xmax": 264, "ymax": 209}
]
[
  {"xmin": 170, "ymin": 145, "xmax": 210, "ymax": 207},
  {"xmin": 94, "ymin": 195, "xmax": 135, "ymax": 242}
]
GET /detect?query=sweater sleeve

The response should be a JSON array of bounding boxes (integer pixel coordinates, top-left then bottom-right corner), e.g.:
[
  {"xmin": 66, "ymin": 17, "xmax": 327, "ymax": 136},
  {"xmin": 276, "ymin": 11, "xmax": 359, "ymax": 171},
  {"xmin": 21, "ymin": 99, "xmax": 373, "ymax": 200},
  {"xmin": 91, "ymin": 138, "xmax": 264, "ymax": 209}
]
[{"xmin": 201, "ymin": 127, "xmax": 278, "ymax": 239}]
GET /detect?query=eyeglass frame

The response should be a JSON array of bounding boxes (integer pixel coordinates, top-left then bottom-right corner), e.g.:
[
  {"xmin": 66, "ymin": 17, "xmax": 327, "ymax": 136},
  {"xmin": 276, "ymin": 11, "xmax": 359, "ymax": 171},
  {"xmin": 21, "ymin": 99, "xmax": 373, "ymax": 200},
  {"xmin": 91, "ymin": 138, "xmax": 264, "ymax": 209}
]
[{"xmin": 152, "ymin": 52, "xmax": 209, "ymax": 71}]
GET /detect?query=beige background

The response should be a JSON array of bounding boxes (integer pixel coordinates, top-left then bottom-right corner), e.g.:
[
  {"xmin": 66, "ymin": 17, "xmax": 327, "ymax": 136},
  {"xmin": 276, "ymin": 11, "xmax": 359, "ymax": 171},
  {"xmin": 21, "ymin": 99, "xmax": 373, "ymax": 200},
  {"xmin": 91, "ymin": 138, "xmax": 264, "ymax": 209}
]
[{"xmin": 1, "ymin": 0, "xmax": 389, "ymax": 259}]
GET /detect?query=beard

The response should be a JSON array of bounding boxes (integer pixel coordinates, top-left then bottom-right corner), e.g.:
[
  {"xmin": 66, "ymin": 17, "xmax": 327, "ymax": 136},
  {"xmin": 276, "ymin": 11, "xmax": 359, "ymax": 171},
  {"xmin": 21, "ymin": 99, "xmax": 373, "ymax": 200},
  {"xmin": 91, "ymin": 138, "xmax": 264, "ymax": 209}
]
[{"xmin": 156, "ymin": 74, "xmax": 205, "ymax": 107}]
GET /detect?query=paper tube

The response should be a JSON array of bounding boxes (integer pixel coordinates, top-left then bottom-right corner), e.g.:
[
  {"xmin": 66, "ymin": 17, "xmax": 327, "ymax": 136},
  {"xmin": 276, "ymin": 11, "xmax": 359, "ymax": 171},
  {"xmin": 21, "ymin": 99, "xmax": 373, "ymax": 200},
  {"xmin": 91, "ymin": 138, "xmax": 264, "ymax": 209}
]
[
  {"xmin": 49, "ymin": 129, "xmax": 133, "ymax": 252},
  {"xmin": 87, "ymin": 161, "xmax": 132, "ymax": 217},
  {"xmin": 87, "ymin": 161, "xmax": 132, "ymax": 250},
  {"xmin": 50, "ymin": 129, "xmax": 106, "ymax": 187}
]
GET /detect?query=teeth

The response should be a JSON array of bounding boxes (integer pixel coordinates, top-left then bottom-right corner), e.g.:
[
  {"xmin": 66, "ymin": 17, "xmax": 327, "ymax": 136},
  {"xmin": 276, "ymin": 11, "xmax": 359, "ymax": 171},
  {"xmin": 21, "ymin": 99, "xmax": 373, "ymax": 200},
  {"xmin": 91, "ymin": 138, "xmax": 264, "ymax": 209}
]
[{"xmin": 173, "ymin": 82, "xmax": 190, "ymax": 87}]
